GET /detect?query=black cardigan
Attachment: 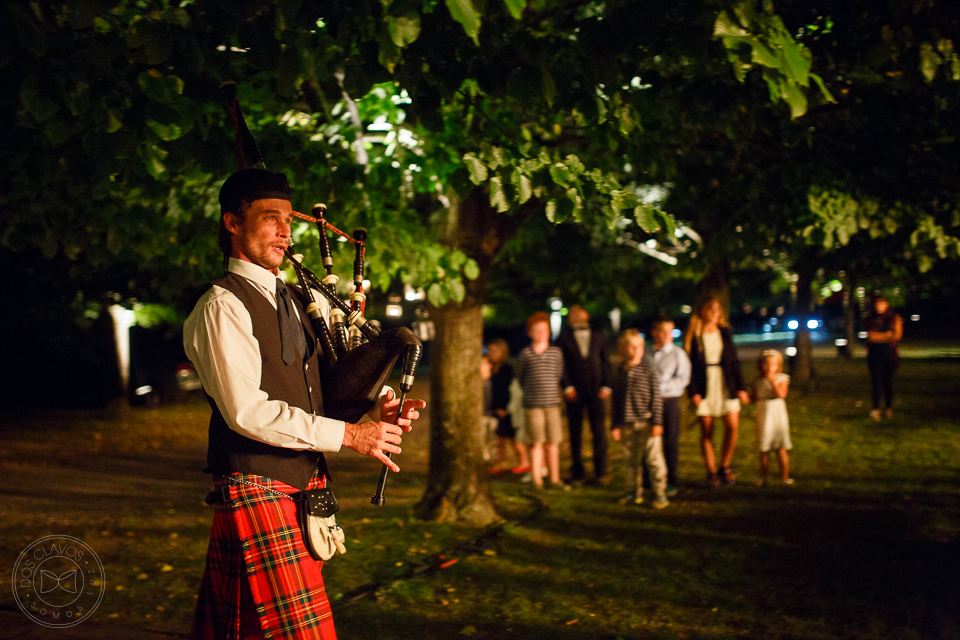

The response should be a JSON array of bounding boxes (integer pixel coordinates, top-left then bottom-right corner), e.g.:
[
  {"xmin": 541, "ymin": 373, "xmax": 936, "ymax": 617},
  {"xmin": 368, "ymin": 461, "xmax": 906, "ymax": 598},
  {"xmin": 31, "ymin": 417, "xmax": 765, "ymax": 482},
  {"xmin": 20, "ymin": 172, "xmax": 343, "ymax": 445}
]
[{"xmin": 687, "ymin": 326, "xmax": 746, "ymax": 399}]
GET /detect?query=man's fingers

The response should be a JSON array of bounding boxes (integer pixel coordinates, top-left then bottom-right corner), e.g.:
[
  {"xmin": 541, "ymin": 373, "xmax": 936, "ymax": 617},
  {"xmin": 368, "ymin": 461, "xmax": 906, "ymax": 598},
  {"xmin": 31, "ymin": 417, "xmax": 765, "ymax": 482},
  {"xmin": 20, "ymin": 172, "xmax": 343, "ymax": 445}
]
[
  {"xmin": 397, "ymin": 410, "xmax": 420, "ymax": 424},
  {"xmin": 380, "ymin": 432, "xmax": 402, "ymax": 447},
  {"xmin": 377, "ymin": 452, "xmax": 400, "ymax": 473}
]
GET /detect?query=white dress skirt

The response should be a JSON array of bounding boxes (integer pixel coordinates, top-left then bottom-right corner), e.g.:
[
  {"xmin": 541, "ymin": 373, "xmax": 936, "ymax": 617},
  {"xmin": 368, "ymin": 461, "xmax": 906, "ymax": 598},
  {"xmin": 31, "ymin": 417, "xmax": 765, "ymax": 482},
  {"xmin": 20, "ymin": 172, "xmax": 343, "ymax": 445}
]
[
  {"xmin": 696, "ymin": 330, "xmax": 741, "ymax": 417},
  {"xmin": 754, "ymin": 374, "xmax": 792, "ymax": 451}
]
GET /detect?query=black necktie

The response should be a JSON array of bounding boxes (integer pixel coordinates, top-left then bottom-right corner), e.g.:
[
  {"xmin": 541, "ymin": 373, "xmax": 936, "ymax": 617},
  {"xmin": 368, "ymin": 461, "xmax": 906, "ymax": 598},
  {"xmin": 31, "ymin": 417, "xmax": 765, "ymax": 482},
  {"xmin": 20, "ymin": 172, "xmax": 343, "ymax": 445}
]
[{"xmin": 277, "ymin": 281, "xmax": 306, "ymax": 365}]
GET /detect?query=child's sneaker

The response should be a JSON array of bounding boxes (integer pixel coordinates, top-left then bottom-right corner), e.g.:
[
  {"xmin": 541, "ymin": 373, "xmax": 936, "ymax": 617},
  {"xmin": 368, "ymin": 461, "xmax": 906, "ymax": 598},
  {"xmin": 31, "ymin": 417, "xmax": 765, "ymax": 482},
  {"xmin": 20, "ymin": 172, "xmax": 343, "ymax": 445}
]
[
  {"xmin": 665, "ymin": 485, "xmax": 679, "ymax": 498},
  {"xmin": 652, "ymin": 495, "xmax": 670, "ymax": 509},
  {"xmin": 633, "ymin": 493, "xmax": 645, "ymax": 505},
  {"xmin": 782, "ymin": 478, "xmax": 795, "ymax": 486},
  {"xmin": 869, "ymin": 409, "xmax": 881, "ymax": 421}
]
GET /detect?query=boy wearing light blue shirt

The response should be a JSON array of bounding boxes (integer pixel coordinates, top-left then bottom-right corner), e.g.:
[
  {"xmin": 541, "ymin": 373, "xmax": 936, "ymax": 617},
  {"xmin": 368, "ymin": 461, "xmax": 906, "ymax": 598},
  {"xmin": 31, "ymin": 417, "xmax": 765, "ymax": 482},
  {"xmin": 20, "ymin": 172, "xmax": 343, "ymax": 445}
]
[{"xmin": 651, "ymin": 317, "xmax": 691, "ymax": 495}]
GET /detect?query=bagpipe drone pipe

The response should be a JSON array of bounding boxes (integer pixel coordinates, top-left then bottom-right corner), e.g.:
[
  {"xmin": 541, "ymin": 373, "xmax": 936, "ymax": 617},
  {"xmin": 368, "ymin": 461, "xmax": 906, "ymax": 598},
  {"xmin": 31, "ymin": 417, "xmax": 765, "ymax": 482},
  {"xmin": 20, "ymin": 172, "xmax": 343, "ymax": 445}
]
[{"xmin": 221, "ymin": 81, "xmax": 422, "ymax": 505}]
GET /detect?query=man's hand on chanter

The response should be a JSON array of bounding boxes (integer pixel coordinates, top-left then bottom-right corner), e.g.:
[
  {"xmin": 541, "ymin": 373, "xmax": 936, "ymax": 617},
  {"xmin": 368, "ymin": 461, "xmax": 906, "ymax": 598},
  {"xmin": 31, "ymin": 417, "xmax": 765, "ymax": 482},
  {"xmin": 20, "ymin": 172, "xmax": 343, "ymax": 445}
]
[{"xmin": 377, "ymin": 388, "xmax": 425, "ymax": 430}]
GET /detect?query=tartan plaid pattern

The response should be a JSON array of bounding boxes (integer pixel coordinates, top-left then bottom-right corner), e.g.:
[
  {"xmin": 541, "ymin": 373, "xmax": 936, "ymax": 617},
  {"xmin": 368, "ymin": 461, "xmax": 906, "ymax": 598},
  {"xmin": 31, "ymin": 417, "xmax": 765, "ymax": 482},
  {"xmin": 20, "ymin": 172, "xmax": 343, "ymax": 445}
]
[{"xmin": 192, "ymin": 472, "xmax": 337, "ymax": 640}]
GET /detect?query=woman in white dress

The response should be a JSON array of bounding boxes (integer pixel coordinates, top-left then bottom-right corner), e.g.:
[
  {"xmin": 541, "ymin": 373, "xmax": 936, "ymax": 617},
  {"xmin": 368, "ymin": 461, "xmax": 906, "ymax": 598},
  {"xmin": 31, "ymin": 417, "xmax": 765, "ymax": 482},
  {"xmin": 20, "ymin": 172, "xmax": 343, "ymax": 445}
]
[
  {"xmin": 685, "ymin": 297, "xmax": 750, "ymax": 486},
  {"xmin": 750, "ymin": 350, "xmax": 793, "ymax": 486}
]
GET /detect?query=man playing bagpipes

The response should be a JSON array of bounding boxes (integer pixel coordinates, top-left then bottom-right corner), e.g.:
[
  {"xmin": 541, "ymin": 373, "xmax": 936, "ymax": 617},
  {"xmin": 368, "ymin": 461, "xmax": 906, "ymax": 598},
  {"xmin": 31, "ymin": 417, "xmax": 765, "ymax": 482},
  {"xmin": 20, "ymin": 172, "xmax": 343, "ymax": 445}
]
[{"xmin": 184, "ymin": 168, "xmax": 424, "ymax": 639}]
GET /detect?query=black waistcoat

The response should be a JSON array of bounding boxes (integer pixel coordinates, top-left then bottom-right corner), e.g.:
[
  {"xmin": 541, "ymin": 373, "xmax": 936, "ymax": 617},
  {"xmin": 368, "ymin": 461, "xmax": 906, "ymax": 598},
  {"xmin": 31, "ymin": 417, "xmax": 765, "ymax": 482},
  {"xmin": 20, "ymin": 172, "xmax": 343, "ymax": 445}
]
[{"xmin": 204, "ymin": 272, "xmax": 327, "ymax": 490}]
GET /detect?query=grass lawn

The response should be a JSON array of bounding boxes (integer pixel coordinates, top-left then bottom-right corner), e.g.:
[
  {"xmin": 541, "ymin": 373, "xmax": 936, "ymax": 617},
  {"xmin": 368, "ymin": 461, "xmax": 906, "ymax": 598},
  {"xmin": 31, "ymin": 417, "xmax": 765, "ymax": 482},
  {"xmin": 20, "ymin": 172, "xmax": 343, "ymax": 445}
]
[{"xmin": 0, "ymin": 355, "xmax": 958, "ymax": 639}]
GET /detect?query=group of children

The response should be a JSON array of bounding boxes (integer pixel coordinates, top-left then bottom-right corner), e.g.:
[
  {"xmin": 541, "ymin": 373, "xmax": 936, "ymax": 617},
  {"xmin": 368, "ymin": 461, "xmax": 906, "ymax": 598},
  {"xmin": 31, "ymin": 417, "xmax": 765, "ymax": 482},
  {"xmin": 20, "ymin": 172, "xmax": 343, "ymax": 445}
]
[{"xmin": 481, "ymin": 311, "xmax": 795, "ymax": 507}]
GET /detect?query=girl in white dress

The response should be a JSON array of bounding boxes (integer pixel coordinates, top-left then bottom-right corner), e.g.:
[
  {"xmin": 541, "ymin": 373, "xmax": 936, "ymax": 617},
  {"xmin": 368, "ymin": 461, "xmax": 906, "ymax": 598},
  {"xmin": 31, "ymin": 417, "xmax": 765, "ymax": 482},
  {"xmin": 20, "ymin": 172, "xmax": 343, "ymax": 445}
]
[
  {"xmin": 750, "ymin": 350, "xmax": 793, "ymax": 486},
  {"xmin": 685, "ymin": 297, "xmax": 750, "ymax": 487}
]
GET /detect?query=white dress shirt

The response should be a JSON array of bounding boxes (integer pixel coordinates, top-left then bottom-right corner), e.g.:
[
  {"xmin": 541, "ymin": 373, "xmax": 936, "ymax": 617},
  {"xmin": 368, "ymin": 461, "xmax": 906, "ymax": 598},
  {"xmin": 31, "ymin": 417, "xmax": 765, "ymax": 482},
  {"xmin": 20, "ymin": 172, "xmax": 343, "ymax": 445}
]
[
  {"xmin": 183, "ymin": 258, "xmax": 346, "ymax": 453},
  {"xmin": 573, "ymin": 327, "xmax": 591, "ymax": 358},
  {"xmin": 651, "ymin": 341, "xmax": 692, "ymax": 399}
]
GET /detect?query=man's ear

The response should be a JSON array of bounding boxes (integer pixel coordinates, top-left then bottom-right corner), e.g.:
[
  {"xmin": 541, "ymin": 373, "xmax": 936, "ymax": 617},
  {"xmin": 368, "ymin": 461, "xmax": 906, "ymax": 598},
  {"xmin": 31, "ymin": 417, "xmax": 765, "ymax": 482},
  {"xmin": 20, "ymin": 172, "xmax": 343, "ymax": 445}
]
[{"xmin": 223, "ymin": 211, "xmax": 242, "ymax": 235}]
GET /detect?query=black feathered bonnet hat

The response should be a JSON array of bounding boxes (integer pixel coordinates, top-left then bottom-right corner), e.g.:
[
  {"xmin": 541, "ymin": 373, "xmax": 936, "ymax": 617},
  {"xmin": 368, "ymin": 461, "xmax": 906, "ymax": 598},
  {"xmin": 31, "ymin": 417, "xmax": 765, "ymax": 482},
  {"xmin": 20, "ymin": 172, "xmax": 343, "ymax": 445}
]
[{"xmin": 219, "ymin": 168, "xmax": 291, "ymax": 214}]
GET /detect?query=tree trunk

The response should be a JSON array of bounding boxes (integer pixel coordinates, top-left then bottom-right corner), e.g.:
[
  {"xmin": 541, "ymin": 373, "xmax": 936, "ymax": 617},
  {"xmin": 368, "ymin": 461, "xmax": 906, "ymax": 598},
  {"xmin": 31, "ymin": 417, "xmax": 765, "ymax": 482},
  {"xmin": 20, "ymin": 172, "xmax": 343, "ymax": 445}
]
[
  {"xmin": 698, "ymin": 256, "xmax": 731, "ymax": 314},
  {"xmin": 414, "ymin": 300, "xmax": 498, "ymax": 524},
  {"xmin": 414, "ymin": 187, "xmax": 534, "ymax": 524}
]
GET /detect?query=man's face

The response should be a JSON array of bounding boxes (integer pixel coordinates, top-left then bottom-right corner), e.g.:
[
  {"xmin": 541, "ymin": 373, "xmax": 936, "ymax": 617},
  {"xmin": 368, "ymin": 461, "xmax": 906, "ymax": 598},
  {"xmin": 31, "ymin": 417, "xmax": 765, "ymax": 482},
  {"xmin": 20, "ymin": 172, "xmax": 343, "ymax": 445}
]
[
  {"xmin": 570, "ymin": 308, "xmax": 589, "ymax": 328},
  {"xmin": 224, "ymin": 198, "xmax": 294, "ymax": 274},
  {"xmin": 651, "ymin": 322, "xmax": 674, "ymax": 348}
]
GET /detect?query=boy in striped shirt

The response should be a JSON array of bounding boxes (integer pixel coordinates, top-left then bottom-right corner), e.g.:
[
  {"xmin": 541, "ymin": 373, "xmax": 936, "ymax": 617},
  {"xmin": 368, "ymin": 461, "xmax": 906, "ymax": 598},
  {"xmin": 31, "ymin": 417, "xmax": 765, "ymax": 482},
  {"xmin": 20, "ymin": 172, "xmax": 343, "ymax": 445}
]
[
  {"xmin": 612, "ymin": 329, "xmax": 669, "ymax": 508},
  {"xmin": 514, "ymin": 312, "xmax": 569, "ymax": 490}
]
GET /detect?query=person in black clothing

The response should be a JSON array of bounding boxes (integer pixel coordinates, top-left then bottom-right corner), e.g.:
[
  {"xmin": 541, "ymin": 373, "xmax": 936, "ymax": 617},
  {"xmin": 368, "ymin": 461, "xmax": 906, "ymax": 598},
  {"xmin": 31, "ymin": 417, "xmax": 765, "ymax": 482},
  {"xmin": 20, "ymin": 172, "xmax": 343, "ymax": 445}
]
[
  {"xmin": 865, "ymin": 294, "xmax": 903, "ymax": 420},
  {"xmin": 556, "ymin": 306, "xmax": 613, "ymax": 485}
]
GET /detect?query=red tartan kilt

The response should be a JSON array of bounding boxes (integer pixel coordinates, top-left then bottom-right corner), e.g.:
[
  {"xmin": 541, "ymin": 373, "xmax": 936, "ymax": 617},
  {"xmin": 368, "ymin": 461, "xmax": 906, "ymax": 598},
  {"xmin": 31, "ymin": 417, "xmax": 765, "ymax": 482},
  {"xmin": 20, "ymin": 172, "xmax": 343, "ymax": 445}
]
[{"xmin": 192, "ymin": 473, "xmax": 337, "ymax": 640}]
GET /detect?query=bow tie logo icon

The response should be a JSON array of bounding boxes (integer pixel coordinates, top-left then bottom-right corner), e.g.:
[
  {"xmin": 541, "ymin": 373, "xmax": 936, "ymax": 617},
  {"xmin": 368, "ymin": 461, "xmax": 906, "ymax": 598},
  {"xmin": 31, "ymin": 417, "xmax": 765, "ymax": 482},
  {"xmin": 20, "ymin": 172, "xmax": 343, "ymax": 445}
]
[{"xmin": 39, "ymin": 570, "xmax": 78, "ymax": 594}]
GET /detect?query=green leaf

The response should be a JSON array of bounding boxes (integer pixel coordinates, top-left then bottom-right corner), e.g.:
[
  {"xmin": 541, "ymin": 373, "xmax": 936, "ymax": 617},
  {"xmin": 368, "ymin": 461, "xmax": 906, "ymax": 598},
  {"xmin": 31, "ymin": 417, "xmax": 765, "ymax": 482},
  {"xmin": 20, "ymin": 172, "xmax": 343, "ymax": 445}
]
[
  {"xmin": 750, "ymin": 41, "xmax": 779, "ymax": 68},
  {"xmin": 503, "ymin": 0, "xmax": 525, "ymax": 20},
  {"xmin": 511, "ymin": 168, "xmax": 532, "ymax": 204},
  {"xmin": 142, "ymin": 144, "xmax": 168, "ymax": 178},
  {"xmin": 564, "ymin": 154, "xmax": 585, "ymax": 174},
  {"xmin": 919, "ymin": 42, "xmax": 941, "ymax": 83},
  {"xmin": 780, "ymin": 82, "xmax": 808, "ymax": 119},
  {"xmin": 634, "ymin": 204, "xmax": 660, "ymax": 233},
  {"xmin": 549, "ymin": 163, "xmax": 571, "ymax": 187},
  {"xmin": 490, "ymin": 176, "xmax": 509, "ymax": 213},
  {"xmin": 105, "ymin": 110, "xmax": 124, "ymax": 133},
  {"xmin": 447, "ymin": 278, "xmax": 466, "ymax": 302},
  {"xmin": 779, "ymin": 38, "xmax": 812, "ymax": 84},
  {"xmin": 462, "ymin": 153, "xmax": 487, "ymax": 184},
  {"xmin": 463, "ymin": 258, "xmax": 480, "ymax": 280},
  {"xmin": 714, "ymin": 11, "xmax": 748, "ymax": 38},
  {"xmin": 810, "ymin": 73, "xmax": 836, "ymax": 103},
  {"xmin": 445, "ymin": 0, "xmax": 481, "ymax": 46},
  {"xmin": 138, "ymin": 71, "xmax": 184, "ymax": 103},
  {"xmin": 427, "ymin": 282, "xmax": 444, "ymax": 306},
  {"xmin": 660, "ymin": 211, "xmax": 676, "ymax": 240},
  {"xmin": 388, "ymin": 14, "xmax": 421, "ymax": 48},
  {"xmin": 545, "ymin": 199, "xmax": 557, "ymax": 222},
  {"xmin": 610, "ymin": 189, "xmax": 639, "ymax": 212}
]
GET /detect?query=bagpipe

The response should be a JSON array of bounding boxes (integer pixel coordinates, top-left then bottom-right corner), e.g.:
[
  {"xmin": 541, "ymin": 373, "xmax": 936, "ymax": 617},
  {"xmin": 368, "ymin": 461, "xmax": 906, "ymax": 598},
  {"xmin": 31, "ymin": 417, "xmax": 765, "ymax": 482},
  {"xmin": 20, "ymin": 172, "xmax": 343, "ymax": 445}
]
[{"xmin": 222, "ymin": 81, "xmax": 421, "ymax": 506}]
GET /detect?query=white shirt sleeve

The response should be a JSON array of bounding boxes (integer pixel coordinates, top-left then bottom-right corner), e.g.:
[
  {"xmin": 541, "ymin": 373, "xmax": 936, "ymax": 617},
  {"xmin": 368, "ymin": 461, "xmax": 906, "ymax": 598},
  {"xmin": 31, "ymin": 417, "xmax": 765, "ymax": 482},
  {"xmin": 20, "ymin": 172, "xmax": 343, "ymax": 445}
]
[{"xmin": 183, "ymin": 285, "xmax": 346, "ymax": 453}]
